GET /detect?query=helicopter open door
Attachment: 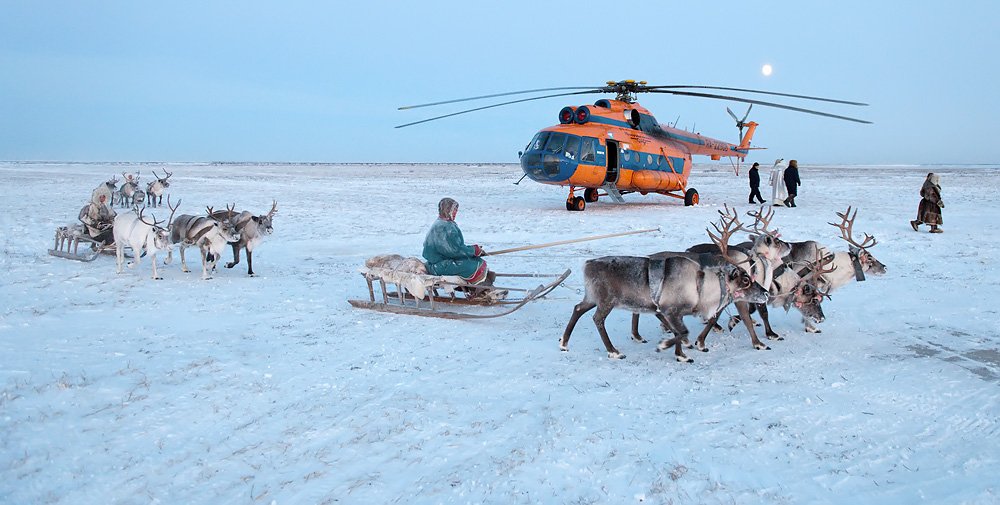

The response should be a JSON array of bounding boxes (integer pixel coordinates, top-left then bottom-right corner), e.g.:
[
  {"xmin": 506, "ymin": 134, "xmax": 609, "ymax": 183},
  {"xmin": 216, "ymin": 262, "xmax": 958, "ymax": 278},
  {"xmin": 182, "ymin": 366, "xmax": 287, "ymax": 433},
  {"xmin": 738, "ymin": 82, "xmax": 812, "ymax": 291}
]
[{"xmin": 605, "ymin": 139, "xmax": 620, "ymax": 184}]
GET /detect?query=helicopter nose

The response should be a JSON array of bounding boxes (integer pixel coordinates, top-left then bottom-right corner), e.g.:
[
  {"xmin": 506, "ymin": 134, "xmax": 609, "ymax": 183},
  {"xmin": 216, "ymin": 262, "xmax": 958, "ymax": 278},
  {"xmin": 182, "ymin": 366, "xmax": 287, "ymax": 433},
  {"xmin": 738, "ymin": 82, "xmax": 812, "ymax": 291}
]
[{"xmin": 520, "ymin": 152, "xmax": 573, "ymax": 182}]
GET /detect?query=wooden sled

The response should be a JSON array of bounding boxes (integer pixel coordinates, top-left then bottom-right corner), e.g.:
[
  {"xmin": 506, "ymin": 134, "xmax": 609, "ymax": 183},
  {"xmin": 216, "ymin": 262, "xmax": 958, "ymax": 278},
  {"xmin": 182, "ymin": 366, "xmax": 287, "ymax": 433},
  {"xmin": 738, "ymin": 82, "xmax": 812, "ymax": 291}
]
[
  {"xmin": 48, "ymin": 224, "xmax": 135, "ymax": 262},
  {"xmin": 348, "ymin": 269, "xmax": 571, "ymax": 320},
  {"xmin": 47, "ymin": 225, "xmax": 113, "ymax": 262}
]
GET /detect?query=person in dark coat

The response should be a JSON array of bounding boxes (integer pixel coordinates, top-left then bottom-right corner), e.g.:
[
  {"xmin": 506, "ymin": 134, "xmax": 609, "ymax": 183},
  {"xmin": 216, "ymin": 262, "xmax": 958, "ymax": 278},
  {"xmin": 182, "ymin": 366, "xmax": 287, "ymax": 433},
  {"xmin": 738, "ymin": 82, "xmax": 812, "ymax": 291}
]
[
  {"xmin": 422, "ymin": 197, "xmax": 490, "ymax": 283},
  {"xmin": 911, "ymin": 173, "xmax": 944, "ymax": 233},
  {"xmin": 747, "ymin": 162, "xmax": 765, "ymax": 204},
  {"xmin": 783, "ymin": 159, "xmax": 801, "ymax": 207}
]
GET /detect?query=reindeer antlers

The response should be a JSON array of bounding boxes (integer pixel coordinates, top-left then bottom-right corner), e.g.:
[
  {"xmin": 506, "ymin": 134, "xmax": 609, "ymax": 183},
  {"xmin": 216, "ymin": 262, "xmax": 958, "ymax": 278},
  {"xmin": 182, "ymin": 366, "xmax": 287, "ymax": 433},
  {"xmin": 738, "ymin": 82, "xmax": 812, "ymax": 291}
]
[
  {"xmin": 809, "ymin": 250, "xmax": 838, "ymax": 299},
  {"xmin": 267, "ymin": 200, "xmax": 278, "ymax": 218},
  {"xmin": 707, "ymin": 204, "xmax": 752, "ymax": 267},
  {"xmin": 746, "ymin": 205, "xmax": 779, "ymax": 237},
  {"xmin": 828, "ymin": 206, "xmax": 878, "ymax": 250},
  {"xmin": 166, "ymin": 195, "xmax": 181, "ymax": 228}
]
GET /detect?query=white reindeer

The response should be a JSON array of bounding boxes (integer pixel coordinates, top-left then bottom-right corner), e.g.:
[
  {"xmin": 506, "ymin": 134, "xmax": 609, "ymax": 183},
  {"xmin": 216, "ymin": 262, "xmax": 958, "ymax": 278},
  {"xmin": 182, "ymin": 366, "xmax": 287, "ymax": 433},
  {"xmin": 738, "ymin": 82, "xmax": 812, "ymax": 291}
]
[{"xmin": 113, "ymin": 199, "xmax": 178, "ymax": 280}]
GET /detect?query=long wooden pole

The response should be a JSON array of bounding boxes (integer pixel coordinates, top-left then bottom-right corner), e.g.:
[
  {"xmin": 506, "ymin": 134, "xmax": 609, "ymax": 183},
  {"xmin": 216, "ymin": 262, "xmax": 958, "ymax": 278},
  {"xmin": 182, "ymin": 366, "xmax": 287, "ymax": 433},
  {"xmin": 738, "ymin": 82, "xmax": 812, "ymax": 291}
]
[{"xmin": 486, "ymin": 228, "xmax": 658, "ymax": 256}]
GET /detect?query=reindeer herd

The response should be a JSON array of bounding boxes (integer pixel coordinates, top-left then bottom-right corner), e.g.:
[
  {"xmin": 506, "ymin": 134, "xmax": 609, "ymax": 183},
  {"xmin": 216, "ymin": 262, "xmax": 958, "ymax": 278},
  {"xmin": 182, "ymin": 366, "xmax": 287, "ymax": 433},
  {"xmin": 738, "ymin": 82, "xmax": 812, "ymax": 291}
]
[
  {"xmin": 561, "ymin": 205, "xmax": 885, "ymax": 363},
  {"xmin": 83, "ymin": 171, "xmax": 278, "ymax": 280}
]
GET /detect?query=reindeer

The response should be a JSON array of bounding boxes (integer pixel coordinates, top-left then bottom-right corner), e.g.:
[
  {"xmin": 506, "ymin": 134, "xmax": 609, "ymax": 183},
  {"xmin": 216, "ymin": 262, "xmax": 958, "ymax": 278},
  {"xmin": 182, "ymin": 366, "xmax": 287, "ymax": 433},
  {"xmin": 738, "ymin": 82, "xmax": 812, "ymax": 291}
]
[
  {"xmin": 166, "ymin": 204, "xmax": 241, "ymax": 280},
  {"xmin": 560, "ymin": 211, "xmax": 769, "ymax": 363},
  {"xmin": 118, "ymin": 172, "xmax": 143, "ymax": 208},
  {"xmin": 633, "ymin": 205, "xmax": 791, "ymax": 350},
  {"xmin": 209, "ymin": 201, "xmax": 277, "ymax": 277},
  {"xmin": 145, "ymin": 169, "xmax": 173, "ymax": 207},
  {"xmin": 113, "ymin": 198, "xmax": 178, "ymax": 280},
  {"xmin": 741, "ymin": 248, "xmax": 837, "ymax": 340}
]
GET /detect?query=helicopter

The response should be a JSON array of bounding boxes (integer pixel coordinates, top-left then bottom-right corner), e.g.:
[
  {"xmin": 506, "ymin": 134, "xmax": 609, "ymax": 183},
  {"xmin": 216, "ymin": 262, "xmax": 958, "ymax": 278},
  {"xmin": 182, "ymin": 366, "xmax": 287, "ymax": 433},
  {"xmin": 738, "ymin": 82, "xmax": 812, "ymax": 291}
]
[{"xmin": 398, "ymin": 80, "xmax": 870, "ymax": 211}]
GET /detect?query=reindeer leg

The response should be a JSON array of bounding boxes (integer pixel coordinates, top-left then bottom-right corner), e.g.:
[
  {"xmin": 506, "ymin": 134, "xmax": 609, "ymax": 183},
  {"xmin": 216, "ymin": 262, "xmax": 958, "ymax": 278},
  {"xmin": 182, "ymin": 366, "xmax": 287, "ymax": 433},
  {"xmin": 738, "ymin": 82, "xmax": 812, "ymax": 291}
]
[
  {"xmin": 656, "ymin": 313, "xmax": 692, "ymax": 363},
  {"xmin": 591, "ymin": 305, "xmax": 624, "ymax": 359},
  {"xmin": 735, "ymin": 301, "xmax": 770, "ymax": 350},
  {"xmin": 200, "ymin": 247, "xmax": 211, "ymax": 280},
  {"xmin": 654, "ymin": 312, "xmax": 691, "ymax": 348},
  {"xmin": 179, "ymin": 245, "xmax": 190, "ymax": 272},
  {"xmin": 226, "ymin": 242, "xmax": 240, "ymax": 269},
  {"xmin": 560, "ymin": 301, "xmax": 596, "ymax": 352},
  {"xmin": 246, "ymin": 249, "xmax": 255, "ymax": 277},
  {"xmin": 758, "ymin": 304, "xmax": 782, "ymax": 340},
  {"xmin": 630, "ymin": 313, "xmax": 648, "ymax": 343},
  {"xmin": 150, "ymin": 253, "xmax": 162, "ymax": 280},
  {"xmin": 116, "ymin": 244, "xmax": 125, "ymax": 273},
  {"xmin": 695, "ymin": 310, "xmax": 724, "ymax": 352}
]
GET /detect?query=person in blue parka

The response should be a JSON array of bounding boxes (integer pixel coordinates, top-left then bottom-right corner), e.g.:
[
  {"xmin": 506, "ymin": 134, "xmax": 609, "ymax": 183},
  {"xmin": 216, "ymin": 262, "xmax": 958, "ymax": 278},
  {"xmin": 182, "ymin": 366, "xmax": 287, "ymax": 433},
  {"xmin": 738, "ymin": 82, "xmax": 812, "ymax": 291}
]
[{"xmin": 422, "ymin": 197, "xmax": 491, "ymax": 284}]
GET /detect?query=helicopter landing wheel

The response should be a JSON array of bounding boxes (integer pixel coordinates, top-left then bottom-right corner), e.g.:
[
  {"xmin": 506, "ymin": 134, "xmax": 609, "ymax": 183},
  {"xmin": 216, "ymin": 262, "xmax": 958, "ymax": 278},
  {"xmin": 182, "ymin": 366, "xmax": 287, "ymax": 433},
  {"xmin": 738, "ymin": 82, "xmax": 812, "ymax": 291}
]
[
  {"xmin": 566, "ymin": 196, "xmax": 586, "ymax": 211},
  {"xmin": 684, "ymin": 188, "xmax": 699, "ymax": 206},
  {"xmin": 583, "ymin": 188, "xmax": 599, "ymax": 203}
]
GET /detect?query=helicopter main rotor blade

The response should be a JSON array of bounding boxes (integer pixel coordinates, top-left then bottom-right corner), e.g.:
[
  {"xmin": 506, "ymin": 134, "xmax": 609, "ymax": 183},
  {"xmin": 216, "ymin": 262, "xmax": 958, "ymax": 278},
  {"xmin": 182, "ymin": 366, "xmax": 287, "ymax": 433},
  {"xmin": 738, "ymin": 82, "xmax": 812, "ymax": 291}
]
[
  {"xmin": 395, "ymin": 89, "xmax": 604, "ymax": 128},
  {"xmin": 647, "ymin": 85, "xmax": 868, "ymax": 106},
  {"xmin": 648, "ymin": 90, "xmax": 872, "ymax": 124},
  {"xmin": 399, "ymin": 86, "xmax": 598, "ymax": 110}
]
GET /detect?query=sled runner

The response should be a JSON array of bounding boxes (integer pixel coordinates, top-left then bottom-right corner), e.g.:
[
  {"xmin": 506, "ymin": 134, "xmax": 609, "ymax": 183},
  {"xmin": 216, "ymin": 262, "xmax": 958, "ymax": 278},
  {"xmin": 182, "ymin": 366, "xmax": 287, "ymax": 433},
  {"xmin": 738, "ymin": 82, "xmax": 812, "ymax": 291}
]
[
  {"xmin": 349, "ymin": 267, "xmax": 571, "ymax": 320},
  {"xmin": 48, "ymin": 224, "xmax": 114, "ymax": 262}
]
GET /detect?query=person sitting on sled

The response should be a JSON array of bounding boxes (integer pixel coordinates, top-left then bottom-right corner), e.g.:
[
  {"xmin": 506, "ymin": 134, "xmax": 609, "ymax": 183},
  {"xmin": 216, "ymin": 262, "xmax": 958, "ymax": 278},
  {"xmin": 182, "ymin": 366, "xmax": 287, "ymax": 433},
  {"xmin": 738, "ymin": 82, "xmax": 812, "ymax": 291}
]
[
  {"xmin": 78, "ymin": 190, "xmax": 117, "ymax": 246},
  {"xmin": 422, "ymin": 197, "xmax": 496, "ymax": 289}
]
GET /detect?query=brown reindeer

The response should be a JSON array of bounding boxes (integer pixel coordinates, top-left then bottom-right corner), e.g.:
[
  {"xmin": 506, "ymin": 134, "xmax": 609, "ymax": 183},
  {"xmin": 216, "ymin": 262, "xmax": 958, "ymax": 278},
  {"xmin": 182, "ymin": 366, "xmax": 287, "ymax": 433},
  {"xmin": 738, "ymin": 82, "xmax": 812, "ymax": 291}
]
[{"xmin": 560, "ymin": 210, "xmax": 769, "ymax": 363}]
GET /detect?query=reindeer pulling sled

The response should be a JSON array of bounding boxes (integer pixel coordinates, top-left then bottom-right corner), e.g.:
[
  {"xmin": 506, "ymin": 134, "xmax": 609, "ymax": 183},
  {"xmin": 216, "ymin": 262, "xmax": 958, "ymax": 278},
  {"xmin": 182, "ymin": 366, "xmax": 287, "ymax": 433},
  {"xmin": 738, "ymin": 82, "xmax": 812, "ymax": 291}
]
[{"xmin": 348, "ymin": 229, "xmax": 656, "ymax": 319}]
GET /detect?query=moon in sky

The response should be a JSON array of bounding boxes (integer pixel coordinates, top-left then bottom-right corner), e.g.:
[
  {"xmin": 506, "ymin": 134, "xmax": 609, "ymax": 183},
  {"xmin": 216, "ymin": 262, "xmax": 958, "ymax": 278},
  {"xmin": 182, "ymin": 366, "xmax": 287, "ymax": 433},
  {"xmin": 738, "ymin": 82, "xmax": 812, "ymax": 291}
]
[{"xmin": 761, "ymin": 64, "xmax": 773, "ymax": 76}]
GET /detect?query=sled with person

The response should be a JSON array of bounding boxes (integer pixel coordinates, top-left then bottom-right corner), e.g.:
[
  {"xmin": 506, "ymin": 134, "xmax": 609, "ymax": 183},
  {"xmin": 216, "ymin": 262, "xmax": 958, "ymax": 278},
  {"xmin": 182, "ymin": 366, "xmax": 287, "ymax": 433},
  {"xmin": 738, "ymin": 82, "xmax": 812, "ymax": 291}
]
[
  {"xmin": 347, "ymin": 228, "xmax": 659, "ymax": 320},
  {"xmin": 348, "ymin": 253, "xmax": 571, "ymax": 319}
]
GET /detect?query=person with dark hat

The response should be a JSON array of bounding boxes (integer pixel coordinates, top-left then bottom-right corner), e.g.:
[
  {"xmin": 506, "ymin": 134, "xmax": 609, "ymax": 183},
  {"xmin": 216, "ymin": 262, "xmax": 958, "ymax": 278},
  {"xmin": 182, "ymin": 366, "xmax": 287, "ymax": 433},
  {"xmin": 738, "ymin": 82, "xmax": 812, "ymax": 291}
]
[{"xmin": 747, "ymin": 162, "xmax": 765, "ymax": 204}]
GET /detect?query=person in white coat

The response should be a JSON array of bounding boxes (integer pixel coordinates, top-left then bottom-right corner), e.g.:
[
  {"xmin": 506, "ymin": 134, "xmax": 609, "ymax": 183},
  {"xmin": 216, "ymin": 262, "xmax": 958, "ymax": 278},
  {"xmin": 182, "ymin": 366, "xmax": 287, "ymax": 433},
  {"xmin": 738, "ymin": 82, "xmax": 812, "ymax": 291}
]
[{"xmin": 768, "ymin": 158, "xmax": 788, "ymax": 206}]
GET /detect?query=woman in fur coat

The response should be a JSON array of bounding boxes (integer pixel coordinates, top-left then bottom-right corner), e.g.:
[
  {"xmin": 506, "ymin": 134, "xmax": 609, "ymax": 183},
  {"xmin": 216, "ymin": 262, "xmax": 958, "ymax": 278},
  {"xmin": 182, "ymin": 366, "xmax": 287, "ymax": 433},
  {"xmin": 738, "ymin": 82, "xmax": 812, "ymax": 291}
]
[{"xmin": 911, "ymin": 173, "xmax": 944, "ymax": 233}]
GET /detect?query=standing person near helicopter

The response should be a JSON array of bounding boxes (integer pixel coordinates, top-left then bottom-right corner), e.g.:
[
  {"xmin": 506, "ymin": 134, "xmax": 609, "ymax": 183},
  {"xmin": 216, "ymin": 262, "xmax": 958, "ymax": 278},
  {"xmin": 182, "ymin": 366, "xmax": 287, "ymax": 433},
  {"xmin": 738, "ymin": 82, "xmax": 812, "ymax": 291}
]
[
  {"xmin": 422, "ymin": 197, "xmax": 493, "ymax": 285},
  {"xmin": 768, "ymin": 158, "xmax": 788, "ymax": 206},
  {"xmin": 783, "ymin": 159, "xmax": 801, "ymax": 207},
  {"xmin": 747, "ymin": 162, "xmax": 766, "ymax": 204}
]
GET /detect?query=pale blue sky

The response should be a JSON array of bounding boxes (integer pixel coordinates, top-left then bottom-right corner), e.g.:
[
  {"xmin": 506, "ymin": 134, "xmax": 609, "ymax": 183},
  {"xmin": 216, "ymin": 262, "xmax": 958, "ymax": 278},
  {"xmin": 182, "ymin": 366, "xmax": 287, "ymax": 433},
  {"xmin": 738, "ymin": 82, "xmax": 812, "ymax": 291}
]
[{"xmin": 2, "ymin": 1, "xmax": 997, "ymax": 164}]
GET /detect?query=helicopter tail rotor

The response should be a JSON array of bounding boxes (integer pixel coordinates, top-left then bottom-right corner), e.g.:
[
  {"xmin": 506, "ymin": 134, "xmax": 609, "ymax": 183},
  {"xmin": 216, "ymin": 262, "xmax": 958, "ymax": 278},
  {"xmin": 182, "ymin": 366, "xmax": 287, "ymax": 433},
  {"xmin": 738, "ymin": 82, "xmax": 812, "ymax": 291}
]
[{"xmin": 728, "ymin": 104, "xmax": 753, "ymax": 143}]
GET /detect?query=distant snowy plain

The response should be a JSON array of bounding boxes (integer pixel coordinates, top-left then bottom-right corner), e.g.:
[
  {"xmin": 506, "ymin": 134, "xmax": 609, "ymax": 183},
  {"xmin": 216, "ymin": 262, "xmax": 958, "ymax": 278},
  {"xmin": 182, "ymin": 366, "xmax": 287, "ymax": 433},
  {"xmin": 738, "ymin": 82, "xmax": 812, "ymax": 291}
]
[{"xmin": 1, "ymin": 161, "xmax": 998, "ymax": 504}]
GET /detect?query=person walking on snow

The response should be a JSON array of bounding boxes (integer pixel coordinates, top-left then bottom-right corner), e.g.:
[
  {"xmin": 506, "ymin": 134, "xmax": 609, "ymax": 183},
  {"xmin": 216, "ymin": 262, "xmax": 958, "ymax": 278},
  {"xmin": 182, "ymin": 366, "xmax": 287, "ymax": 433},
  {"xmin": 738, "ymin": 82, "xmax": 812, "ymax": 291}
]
[
  {"xmin": 783, "ymin": 159, "xmax": 801, "ymax": 207},
  {"xmin": 422, "ymin": 197, "xmax": 492, "ymax": 285},
  {"xmin": 769, "ymin": 158, "xmax": 788, "ymax": 206},
  {"xmin": 911, "ymin": 172, "xmax": 944, "ymax": 233},
  {"xmin": 748, "ymin": 162, "xmax": 766, "ymax": 204}
]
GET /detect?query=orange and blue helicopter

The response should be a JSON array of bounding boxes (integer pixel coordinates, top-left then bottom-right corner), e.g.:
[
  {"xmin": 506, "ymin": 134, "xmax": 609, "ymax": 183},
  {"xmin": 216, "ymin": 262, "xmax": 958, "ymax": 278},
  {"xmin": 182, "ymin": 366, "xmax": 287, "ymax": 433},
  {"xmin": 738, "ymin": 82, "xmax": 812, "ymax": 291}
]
[{"xmin": 398, "ymin": 80, "xmax": 870, "ymax": 211}]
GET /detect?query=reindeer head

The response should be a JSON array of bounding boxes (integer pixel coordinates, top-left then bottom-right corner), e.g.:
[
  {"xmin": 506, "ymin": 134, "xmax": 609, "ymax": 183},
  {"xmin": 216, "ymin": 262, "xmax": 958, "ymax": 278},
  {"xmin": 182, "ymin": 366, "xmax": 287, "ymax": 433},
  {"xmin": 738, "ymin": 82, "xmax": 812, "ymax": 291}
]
[
  {"xmin": 746, "ymin": 206, "xmax": 791, "ymax": 264},
  {"xmin": 105, "ymin": 175, "xmax": 119, "ymax": 190},
  {"xmin": 253, "ymin": 200, "xmax": 277, "ymax": 236},
  {"xmin": 829, "ymin": 206, "xmax": 887, "ymax": 275},
  {"xmin": 785, "ymin": 251, "xmax": 837, "ymax": 323},
  {"xmin": 137, "ymin": 207, "xmax": 171, "ymax": 251},
  {"xmin": 709, "ymin": 205, "xmax": 770, "ymax": 304}
]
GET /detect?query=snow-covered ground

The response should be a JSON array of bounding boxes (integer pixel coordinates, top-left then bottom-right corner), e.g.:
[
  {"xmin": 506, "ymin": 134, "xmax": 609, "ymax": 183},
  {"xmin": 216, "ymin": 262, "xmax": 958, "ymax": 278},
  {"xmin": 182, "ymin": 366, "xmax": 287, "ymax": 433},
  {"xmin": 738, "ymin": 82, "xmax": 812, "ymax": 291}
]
[{"xmin": 2, "ymin": 161, "xmax": 998, "ymax": 504}]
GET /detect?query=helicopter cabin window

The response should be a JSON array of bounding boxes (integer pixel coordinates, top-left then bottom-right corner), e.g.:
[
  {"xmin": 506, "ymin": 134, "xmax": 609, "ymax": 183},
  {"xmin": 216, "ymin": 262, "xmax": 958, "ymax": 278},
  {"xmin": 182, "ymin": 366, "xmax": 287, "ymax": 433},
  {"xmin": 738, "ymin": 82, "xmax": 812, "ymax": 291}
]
[
  {"xmin": 580, "ymin": 137, "xmax": 597, "ymax": 162},
  {"xmin": 657, "ymin": 154, "xmax": 665, "ymax": 167},
  {"xmin": 530, "ymin": 132, "xmax": 549, "ymax": 151},
  {"xmin": 563, "ymin": 135, "xmax": 581, "ymax": 160},
  {"xmin": 646, "ymin": 154, "xmax": 653, "ymax": 166},
  {"xmin": 543, "ymin": 132, "xmax": 568, "ymax": 153},
  {"xmin": 622, "ymin": 150, "xmax": 631, "ymax": 162}
]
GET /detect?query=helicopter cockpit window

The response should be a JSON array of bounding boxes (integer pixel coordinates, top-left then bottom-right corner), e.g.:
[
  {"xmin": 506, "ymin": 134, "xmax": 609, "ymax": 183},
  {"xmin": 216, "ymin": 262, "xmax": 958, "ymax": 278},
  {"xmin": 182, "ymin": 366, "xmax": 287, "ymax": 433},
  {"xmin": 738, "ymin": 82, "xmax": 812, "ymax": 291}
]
[
  {"xmin": 580, "ymin": 138, "xmax": 596, "ymax": 162},
  {"xmin": 543, "ymin": 132, "xmax": 568, "ymax": 153},
  {"xmin": 530, "ymin": 132, "xmax": 550, "ymax": 151},
  {"xmin": 563, "ymin": 135, "xmax": 581, "ymax": 160}
]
